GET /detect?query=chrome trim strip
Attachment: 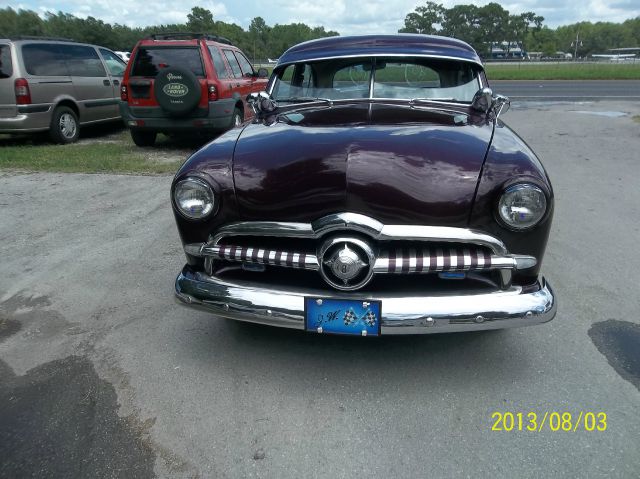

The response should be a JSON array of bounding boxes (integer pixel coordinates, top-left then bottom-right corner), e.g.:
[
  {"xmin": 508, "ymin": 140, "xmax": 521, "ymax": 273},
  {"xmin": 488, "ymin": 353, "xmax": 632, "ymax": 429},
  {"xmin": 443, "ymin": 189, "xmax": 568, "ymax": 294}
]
[
  {"xmin": 271, "ymin": 53, "xmax": 484, "ymax": 76},
  {"xmin": 175, "ymin": 269, "xmax": 556, "ymax": 335},
  {"xmin": 378, "ymin": 224, "xmax": 507, "ymax": 255},
  {"xmin": 211, "ymin": 212, "xmax": 508, "ymax": 255}
]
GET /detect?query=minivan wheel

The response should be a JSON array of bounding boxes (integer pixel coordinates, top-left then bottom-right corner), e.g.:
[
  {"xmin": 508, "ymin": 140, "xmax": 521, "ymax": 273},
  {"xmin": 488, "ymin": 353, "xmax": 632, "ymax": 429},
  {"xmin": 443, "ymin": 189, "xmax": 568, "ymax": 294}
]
[
  {"xmin": 50, "ymin": 106, "xmax": 79, "ymax": 144},
  {"xmin": 130, "ymin": 130, "xmax": 157, "ymax": 147}
]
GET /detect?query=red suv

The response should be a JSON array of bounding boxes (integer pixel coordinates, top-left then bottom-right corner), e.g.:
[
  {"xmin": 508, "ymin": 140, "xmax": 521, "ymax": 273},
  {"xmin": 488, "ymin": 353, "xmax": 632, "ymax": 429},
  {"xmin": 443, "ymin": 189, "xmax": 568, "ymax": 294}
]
[{"xmin": 120, "ymin": 33, "xmax": 268, "ymax": 146}]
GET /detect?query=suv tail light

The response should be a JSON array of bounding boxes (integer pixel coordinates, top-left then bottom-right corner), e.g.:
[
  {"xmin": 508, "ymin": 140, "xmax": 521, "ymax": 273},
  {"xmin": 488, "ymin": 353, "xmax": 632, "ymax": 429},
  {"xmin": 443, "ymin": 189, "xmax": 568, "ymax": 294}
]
[
  {"xmin": 120, "ymin": 84, "xmax": 128, "ymax": 101},
  {"xmin": 207, "ymin": 83, "xmax": 218, "ymax": 101},
  {"xmin": 15, "ymin": 78, "xmax": 31, "ymax": 105}
]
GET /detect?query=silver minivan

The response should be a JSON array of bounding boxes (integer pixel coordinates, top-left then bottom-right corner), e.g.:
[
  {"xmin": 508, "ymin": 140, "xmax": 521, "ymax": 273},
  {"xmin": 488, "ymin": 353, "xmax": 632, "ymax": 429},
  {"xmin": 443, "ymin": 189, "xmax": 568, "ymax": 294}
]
[{"xmin": 0, "ymin": 37, "xmax": 127, "ymax": 143}]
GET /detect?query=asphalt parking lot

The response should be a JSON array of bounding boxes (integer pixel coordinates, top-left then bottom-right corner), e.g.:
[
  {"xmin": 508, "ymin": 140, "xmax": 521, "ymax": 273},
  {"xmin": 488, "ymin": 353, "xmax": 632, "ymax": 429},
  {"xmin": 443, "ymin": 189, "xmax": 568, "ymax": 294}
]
[{"xmin": 1, "ymin": 101, "xmax": 639, "ymax": 478}]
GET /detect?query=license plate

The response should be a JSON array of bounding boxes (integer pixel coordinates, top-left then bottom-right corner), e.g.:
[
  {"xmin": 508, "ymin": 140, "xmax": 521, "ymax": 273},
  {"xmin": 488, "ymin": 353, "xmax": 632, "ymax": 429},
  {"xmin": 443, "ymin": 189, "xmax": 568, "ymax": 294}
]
[{"xmin": 305, "ymin": 297, "xmax": 381, "ymax": 336}]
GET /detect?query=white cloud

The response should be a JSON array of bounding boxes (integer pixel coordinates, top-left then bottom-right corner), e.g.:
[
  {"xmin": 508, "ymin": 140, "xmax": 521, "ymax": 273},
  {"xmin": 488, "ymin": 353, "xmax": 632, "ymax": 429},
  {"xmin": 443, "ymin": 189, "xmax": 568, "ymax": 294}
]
[{"xmin": 9, "ymin": 0, "xmax": 640, "ymax": 34}]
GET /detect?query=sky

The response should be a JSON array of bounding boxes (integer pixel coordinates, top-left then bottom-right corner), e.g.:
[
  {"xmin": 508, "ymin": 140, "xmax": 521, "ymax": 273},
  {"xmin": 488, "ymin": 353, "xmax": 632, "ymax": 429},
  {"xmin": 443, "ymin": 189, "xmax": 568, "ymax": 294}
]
[{"xmin": 8, "ymin": 0, "xmax": 640, "ymax": 34}]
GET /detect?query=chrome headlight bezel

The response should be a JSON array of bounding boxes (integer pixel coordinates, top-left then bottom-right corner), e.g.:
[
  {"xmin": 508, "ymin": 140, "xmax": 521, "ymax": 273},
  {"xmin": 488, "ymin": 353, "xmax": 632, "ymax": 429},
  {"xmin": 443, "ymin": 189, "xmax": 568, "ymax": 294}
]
[
  {"xmin": 497, "ymin": 183, "xmax": 548, "ymax": 231},
  {"xmin": 173, "ymin": 177, "xmax": 216, "ymax": 220}
]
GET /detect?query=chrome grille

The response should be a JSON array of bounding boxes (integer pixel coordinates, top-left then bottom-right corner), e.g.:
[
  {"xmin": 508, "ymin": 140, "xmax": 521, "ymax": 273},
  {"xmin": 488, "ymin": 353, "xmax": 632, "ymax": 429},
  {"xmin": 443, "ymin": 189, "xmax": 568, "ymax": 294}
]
[{"xmin": 184, "ymin": 212, "xmax": 537, "ymax": 291}]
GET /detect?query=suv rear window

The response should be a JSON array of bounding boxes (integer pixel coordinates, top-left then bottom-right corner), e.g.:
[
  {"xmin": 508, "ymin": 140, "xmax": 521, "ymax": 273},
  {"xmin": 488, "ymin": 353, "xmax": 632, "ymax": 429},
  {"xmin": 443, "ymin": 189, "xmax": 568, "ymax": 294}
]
[
  {"xmin": 0, "ymin": 45, "xmax": 12, "ymax": 78},
  {"xmin": 131, "ymin": 47, "xmax": 204, "ymax": 77}
]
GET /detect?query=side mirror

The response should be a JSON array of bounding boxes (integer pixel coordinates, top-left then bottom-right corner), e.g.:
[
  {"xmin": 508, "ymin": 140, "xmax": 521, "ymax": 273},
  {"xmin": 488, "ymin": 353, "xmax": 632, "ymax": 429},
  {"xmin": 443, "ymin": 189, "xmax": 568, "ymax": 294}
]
[
  {"xmin": 247, "ymin": 91, "xmax": 277, "ymax": 115},
  {"xmin": 471, "ymin": 87, "xmax": 494, "ymax": 113},
  {"xmin": 471, "ymin": 87, "xmax": 510, "ymax": 119},
  {"xmin": 493, "ymin": 94, "xmax": 510, "ymax": 117},
  {"xmin": 257, "ymin": 67, "xmax": 269, "ymax": 78}
]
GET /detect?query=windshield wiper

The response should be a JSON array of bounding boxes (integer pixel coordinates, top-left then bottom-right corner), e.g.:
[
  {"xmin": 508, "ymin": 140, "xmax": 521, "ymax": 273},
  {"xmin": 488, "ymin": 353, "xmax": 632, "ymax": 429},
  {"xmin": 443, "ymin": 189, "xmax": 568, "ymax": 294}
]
[
  {"xmin": 409, "ymin": 97, "xmax": 459, "ymax": 104},
  {"xmin": 276, "ymin": 97, "xmax": 333, "ymax": 105}
]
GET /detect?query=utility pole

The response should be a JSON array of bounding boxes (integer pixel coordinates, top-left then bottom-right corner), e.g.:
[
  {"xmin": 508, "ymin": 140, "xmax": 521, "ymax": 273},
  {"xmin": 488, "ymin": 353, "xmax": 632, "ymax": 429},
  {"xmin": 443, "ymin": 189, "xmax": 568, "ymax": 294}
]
[{"xmin": 571, "ymin": 31, "xmax": 583, "ymax": 61}]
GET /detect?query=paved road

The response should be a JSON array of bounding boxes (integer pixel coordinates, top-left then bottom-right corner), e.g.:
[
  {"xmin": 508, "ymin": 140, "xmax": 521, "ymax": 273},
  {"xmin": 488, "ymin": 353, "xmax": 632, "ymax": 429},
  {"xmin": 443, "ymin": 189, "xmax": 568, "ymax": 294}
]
[
  {"xmin": 1, "ymin": 101, "xmax": 640, "ymax": 478},
  {"xmin": 491, "ymin": 80, "xmax": 640, "ymax": 101}
]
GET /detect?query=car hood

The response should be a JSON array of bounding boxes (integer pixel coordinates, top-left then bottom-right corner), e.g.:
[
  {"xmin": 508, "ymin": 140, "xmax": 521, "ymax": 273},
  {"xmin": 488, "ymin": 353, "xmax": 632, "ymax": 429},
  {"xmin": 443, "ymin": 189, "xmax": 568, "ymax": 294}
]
[{"xmin": 232, "ymin": 102, "xmax": 494, "ymax": 226}]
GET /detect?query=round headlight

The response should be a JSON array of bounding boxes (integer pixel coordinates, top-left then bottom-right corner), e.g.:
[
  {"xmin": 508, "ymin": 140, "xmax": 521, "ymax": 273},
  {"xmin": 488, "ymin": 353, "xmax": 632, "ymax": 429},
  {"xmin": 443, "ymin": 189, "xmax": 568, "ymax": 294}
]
[
  {"xmin": 498, "ymin": 184, "xmax": 547, "ymax": 230},
  {"xmin": 174, "ymin": 177, "xmax": 215, "ymax": 219}
]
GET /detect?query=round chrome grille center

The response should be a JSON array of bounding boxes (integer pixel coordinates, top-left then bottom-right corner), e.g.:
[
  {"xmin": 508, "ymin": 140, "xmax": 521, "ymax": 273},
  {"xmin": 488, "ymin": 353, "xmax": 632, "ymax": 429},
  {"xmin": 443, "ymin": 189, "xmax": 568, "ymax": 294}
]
[
  {"xmin": 319, "ymin": 237, "xmax": 375, "ymax": 291},
  {"xmin": 328, "ymin": 244, "xmax": 365, "ymax": 281}
]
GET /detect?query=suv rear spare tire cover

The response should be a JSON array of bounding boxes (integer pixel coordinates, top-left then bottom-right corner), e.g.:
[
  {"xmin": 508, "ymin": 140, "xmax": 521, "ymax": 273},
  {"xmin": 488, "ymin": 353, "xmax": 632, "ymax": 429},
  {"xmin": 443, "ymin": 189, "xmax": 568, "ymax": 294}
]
[{"xmin": 154, "ymin": 67, "xmax": 201, "ymax": 116}]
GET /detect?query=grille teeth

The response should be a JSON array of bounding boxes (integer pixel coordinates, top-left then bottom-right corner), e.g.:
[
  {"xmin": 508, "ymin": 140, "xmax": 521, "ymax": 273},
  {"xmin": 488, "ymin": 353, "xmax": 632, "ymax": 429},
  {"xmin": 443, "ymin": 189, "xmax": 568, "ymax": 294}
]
[
  {"xmin": 204, "ymin": 244, "xmax": 505, "ymax": 273},
  {"xmin": 204, "ymin": 244, "xmax": 319, "ymax": 270}
]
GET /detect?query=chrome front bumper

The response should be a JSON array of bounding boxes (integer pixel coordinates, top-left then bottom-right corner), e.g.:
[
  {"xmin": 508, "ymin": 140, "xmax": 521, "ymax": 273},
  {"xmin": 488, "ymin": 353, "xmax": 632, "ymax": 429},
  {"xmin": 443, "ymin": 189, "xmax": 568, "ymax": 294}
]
[{"xmin": 175, "ymin": 266, "xmax": 556, "ymax": 335}]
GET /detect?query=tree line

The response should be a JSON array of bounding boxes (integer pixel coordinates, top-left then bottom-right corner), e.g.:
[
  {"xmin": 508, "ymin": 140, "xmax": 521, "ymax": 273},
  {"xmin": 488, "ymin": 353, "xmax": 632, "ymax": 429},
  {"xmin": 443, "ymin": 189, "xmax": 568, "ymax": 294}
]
[
  {"xmin": 0, "ymin": 6, "xmax": 338, "ymax": 60},
  {"xmin": 1, "ymin": 4, "xmax": 638, "ymax": 60},
  {"xmin": 400, "ymin": 2, "xmax": 640, "ymax": 58}
]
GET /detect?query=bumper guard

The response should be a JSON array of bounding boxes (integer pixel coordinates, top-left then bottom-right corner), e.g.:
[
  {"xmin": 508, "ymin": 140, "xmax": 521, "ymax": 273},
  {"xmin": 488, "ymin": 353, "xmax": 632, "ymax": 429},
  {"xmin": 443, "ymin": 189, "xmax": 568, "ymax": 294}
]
[{"xmin": 175, "ymin": 266, "xmax": 556, "ymax": 335}]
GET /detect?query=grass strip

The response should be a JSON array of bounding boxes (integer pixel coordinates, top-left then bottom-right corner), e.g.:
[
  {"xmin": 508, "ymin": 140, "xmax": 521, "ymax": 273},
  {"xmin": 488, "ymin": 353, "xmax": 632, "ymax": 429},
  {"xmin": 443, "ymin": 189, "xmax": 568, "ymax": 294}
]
[
  {"xmin": 0, "ymin": 143, "xmax": 181, "ymax": 174},
  {"xmin": 0, "ymin": 131, "xmax": 184, "ymax": 174},
  {"xmin": 485, "ymin": 62, "xmax": 640, "ymax": 81}
]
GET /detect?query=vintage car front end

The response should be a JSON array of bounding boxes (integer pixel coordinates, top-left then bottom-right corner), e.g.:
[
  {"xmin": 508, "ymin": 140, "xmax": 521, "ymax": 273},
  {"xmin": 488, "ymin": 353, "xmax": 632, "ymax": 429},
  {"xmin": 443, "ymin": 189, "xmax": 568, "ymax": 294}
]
[{"xmin": 172, "ymin": 34, "xmax": 556, "ymax": 336}]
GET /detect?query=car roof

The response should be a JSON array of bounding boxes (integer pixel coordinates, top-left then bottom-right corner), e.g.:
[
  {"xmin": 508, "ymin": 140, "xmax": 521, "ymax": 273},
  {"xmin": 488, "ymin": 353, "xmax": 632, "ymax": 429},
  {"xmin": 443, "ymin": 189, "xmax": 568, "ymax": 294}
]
[{"xmin": 277, "ymin": 34, "xmax": 482, "ymax": 67}]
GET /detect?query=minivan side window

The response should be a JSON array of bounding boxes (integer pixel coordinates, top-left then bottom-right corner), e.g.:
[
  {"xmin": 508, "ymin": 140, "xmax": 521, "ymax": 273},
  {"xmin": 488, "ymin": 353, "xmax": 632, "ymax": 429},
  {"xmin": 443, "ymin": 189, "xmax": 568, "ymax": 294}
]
[
  {"xmin": 99, "ymin": 48, "xmax": 126, "ymax": 76},
  {"xmin": 0, "ymin": 45, "xmax": 12, "ymax": 78},
  {"xmin": 234, "ymin": 51, "xmax": 255, "ymax": 77},
  {"xmin": 22, "ymin": 44, "xmax": 69, "ymax": 76},
  {"xmin": 208, "ymin": 47, "xmax": 230, "ymax": 79},
  {"xmin": 62, "ymin": 45, "xmax": 106, "ymax": 77},
  {"xmin": 223, "ymin": 50, "xmax": 242, "ymax": 78}
]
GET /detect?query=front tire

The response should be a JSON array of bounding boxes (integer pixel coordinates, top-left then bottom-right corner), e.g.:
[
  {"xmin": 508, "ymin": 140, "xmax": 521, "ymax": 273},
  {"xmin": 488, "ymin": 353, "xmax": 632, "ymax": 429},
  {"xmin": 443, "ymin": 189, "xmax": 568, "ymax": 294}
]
[
  {"xmin": 49, "ymin": 106, "xmax": 79, "ymax": 144},
  {"xmin": 130, "ymin": 130, "xmax": 157, "ymax": 147}
]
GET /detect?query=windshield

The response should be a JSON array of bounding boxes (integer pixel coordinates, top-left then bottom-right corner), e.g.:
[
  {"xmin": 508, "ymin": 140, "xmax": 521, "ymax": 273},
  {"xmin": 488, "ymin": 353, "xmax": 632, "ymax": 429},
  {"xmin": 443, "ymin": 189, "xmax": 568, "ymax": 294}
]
[{"xmin": 271, "ymin": 57, "xmax": 481, "ymax": 103}]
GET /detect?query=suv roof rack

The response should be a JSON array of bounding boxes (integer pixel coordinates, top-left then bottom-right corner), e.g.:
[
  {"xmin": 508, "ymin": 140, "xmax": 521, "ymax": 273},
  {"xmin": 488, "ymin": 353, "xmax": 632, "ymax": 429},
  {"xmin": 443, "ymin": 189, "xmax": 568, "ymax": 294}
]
[
  {"xmin": 147, "ymin": 32, "xmax": 233, "ymax": 45},
  {"xmin": 9, "ymin": 35, "xmax": 76, "ymax": 42}
]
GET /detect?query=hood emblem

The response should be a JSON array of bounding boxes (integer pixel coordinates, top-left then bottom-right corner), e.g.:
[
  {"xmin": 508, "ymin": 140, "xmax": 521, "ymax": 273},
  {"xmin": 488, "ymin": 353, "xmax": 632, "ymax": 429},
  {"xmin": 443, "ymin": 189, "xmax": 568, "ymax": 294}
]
[
  {"xmin": 324, "ymin": 244, "xmax": 367, "ymax": 284},
  {"xmin": 319, "ymin": 237, "xmax": 376, "ymax": 291}
]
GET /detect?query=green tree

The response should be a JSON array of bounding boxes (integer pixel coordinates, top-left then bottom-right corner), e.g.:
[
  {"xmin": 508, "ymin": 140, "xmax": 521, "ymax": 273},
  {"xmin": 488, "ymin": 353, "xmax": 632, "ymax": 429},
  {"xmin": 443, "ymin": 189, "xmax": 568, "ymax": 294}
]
[
  {"xmin": 186, "ymin": 7, "xmax": 215, "ymax": 33},
  {"xmin": 440, "ymin": 5, "xmax": 480, "ymax": 50},
  {"xmin": 476, "ymin": 3, "xmax": 509, "ymax": 56},
  {"xmin": 249, "ymin": 17, "xmax": 271, "ymax": 61},
  {"xmin": 399, "ymin": 2, "xmax": 444, "ymax": 34},
  {"xmin": 0, "ymin": 7, "xmax": 45, "ymax": 37}
]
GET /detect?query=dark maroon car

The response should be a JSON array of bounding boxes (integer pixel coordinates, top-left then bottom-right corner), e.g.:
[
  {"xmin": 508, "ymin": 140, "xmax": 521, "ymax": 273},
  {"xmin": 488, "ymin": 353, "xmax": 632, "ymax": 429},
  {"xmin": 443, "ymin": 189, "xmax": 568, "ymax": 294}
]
[{"xmin": 171, "ymin": 34, "xmax": 556, "ymax": 336}]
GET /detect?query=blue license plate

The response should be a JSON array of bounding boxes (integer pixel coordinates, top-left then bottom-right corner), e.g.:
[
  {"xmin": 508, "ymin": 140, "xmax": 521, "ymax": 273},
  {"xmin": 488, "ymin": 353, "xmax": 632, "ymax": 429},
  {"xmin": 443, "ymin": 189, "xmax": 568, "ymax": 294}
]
[{"xmin": 305, "ymin": 297, "xmax": 381, "ymax": 336}]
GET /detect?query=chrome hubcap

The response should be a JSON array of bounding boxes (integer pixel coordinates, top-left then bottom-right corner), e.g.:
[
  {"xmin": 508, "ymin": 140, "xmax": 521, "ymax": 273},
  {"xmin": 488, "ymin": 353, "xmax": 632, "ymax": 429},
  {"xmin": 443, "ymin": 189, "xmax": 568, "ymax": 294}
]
[{"xmin": 59, "ymin": 113, "xmax": 77, "ymax": 138}]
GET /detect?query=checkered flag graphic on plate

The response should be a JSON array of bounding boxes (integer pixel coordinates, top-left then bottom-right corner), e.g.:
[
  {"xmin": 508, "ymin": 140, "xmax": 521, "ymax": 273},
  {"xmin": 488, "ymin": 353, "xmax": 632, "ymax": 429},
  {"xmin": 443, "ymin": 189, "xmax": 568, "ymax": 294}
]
[
  {"xmin": 363, "ymin": 310, "xmax": 377, "ymax": 327},
  {"xmin": 344, "ymin": 308, "xmax": 357, "ymax": 325}
]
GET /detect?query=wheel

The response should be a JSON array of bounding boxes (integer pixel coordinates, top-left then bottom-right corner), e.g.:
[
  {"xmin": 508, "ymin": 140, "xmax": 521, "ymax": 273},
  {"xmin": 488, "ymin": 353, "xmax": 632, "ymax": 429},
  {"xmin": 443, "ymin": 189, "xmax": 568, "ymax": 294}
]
[
  {"xmin": 231, "ymin": 108, "xmax": 243, "ymax": 128},
  {"xmin": 49, "ymin": 106, "xmax": 79, "ymax": 144},
  {"xmin": 130, "ymin": 130, "xmax": 157, "ymax": 147}
]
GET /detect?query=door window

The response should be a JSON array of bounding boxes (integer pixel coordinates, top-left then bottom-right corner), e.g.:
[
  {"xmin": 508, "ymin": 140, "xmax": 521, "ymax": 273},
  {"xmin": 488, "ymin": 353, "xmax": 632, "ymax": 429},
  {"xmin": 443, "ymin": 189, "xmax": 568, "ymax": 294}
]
[
  {"xmin": 22, "ymin": 44, "xmax": 69, "ymax": 76},
  {"xmin": 99, "ymin": 48, "xmax": 126, "ymax": 76},
  {"xmin": 208, "ymin": 47, "xmax": 230, "ymax": 79},
  {"xmin": 233, "ymin": 51, "xmax": 254, "ymax": 77},
  {"xmin": 223, "ymin": 50, "xmax": 242, "ymax": 78},
  {"xmin": 61, "ymin": 45, "xmax": 106, "ymax": 77},
  {"xmin": 0, "ymin": 45, "xmax": 12, "ymax": 78}
]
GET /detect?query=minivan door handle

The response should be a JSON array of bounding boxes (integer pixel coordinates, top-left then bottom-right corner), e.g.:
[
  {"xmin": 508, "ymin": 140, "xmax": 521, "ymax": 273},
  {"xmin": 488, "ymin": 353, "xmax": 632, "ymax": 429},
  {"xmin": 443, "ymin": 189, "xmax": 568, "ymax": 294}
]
[
  {"xmin": 103, "ymin": 79, "xmax": 111, "ymax": 86},
  {"xmin": 113, "ymin": 79, "xmax": 120, "ymax": 86}
]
